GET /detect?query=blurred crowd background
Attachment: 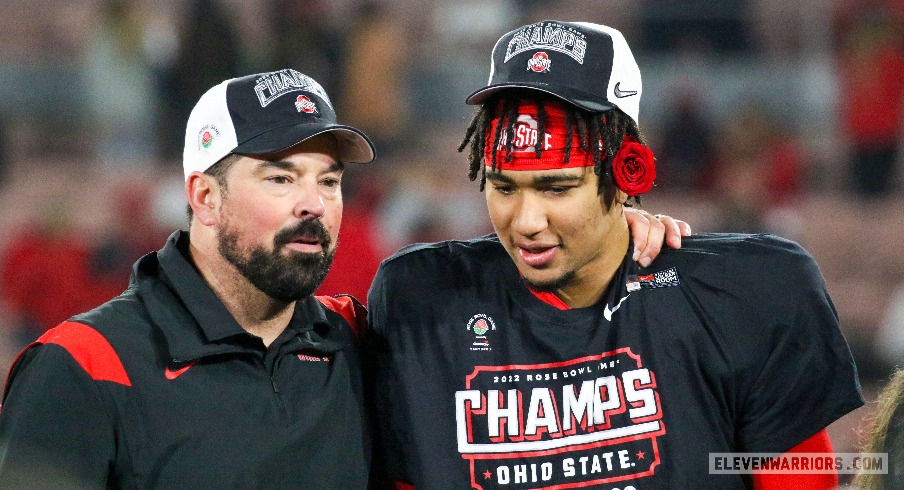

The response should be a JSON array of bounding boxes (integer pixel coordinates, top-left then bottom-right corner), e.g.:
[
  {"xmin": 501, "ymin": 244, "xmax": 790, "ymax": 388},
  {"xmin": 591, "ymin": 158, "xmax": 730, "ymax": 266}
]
[{"xmin": 0, "ymin": 0, "xmax": 902, "ymax": 480}]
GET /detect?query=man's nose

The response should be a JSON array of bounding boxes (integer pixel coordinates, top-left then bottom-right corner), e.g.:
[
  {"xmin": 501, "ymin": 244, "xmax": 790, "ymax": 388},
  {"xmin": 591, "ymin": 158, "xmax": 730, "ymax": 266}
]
[{"xmin": 293, "ymin": 181, "xmax": 326, "ymax": 218}]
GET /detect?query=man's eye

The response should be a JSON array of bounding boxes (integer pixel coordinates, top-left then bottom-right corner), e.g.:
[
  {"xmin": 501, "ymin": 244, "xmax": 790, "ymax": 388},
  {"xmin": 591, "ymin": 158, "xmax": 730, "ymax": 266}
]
[
  {"xmin": 322, "ymin": 178, "xmax": 341, "ymax": 188},
  {"xmin": 493, "ymin": 185, "xmax": 515, "ymax": 195},
  {"xmin": 267, "ymin": 176, "xmax": 292, "ymax": 184}
]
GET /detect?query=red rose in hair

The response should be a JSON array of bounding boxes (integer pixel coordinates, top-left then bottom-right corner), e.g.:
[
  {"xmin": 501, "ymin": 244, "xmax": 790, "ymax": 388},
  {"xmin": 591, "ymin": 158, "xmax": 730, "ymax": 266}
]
[{"xmin": 611, "ymin": 136, "xmax": 656, "ymax": 196}]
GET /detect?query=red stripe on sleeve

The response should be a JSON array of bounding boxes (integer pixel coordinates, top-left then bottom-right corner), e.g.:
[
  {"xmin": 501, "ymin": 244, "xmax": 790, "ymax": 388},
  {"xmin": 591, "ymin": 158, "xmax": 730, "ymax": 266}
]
[
  {"xmin": 316, "ymin": 295, "xmax": 369, "ymax": 338},
  {"xmin": 752, "ymin": 429, "xmax": 837, "ymax": 490},
  {"xmin": 35, "ymin": 321, "xmax": 132, "ymax": 386}
]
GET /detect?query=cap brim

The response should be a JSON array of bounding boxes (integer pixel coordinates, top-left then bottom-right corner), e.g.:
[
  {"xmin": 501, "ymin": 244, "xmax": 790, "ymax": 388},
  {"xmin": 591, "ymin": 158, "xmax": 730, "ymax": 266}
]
[
  {"xmin": 233, "ymin": 123, "xmax": 376, "ymax": 164},
  {"xmin": 465, "ymin": 83, "xmax": 616, "ymax": 113}
]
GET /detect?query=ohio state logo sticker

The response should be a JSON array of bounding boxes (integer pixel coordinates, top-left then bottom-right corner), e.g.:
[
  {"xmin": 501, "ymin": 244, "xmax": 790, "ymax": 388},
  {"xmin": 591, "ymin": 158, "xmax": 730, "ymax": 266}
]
[
  {"xmin": 295, "ymin": 95, "xmax": 317, "ymax": 114},
  {"xmin": 467, "ymin": 314, "xmax": 497, "ymax": 352},
  {"xmin": 527, "ymin": 52, "xmax": 551, "ymax": 73}
]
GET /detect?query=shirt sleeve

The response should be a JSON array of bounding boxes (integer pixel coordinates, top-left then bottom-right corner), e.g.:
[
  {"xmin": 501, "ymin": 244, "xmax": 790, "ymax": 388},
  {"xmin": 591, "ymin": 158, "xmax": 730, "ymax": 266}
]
[
  {"xmin": 0, "ymin": 343, "xmax": 117, "ymax": 488},
  {"xmin": 751, "ymin": 429, "xmax": 838, "ymax": 490},
  {"xmin": 731, "ymin": 237, "xmax": 863, "ymax": 453},
  {"xmin": 316, "ymin": 294, "xmax": 370, "ymax": 339}
]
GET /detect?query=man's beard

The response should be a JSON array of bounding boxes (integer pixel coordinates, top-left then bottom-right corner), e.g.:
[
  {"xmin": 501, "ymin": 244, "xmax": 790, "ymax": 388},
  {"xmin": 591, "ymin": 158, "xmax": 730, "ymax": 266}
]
[{"xmin": 218, "ymin": 218, "xmax": 336, "ymax": 302}]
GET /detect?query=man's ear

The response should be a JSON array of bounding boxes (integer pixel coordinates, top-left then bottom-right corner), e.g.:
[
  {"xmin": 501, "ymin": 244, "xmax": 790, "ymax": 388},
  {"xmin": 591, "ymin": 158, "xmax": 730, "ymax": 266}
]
[{"xmin": 185, "ymin": 172, "xmax": 221, "ymax": 226}]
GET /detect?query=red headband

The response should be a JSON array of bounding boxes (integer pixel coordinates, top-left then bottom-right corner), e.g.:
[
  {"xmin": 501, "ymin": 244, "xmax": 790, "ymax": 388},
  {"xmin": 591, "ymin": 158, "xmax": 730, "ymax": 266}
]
[
  {"xmin": 484, "ymin": 100, "xmax": 596, "ymax": 171},
  {"xmin": 483, "ymin": 99, "xmax": 656, "ymax": 196}
]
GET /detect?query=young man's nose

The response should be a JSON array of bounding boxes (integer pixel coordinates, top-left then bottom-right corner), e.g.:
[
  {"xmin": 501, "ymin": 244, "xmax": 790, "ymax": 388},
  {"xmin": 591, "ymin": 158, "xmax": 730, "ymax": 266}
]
[{"xmin": 511, "ymin": 194, "xmax": 548, "ymax": 237}]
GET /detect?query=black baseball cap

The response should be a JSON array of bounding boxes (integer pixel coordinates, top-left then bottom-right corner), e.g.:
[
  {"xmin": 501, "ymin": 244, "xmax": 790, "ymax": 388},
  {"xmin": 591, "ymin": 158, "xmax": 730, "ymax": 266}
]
[
  {"xmin": 183, "ymin": 69, "xmax": 375, "ymax": 179},
  {"xmin": 466, "ymin": 21, "xmax": 642, "ymax": 124}
]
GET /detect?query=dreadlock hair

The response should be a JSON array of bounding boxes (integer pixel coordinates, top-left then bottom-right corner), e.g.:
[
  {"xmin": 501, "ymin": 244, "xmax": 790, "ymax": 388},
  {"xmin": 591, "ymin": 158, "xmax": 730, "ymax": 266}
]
[{"xmin": 458, "ymin": 92, "xmax": 646, "ymax": 209}]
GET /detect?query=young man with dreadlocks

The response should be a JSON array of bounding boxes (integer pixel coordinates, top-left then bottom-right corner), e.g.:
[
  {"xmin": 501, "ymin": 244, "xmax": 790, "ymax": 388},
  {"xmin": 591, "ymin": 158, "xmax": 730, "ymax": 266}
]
[{"xmin": 365, "ymin": 21, "xmax": 863, "ymax": 489}]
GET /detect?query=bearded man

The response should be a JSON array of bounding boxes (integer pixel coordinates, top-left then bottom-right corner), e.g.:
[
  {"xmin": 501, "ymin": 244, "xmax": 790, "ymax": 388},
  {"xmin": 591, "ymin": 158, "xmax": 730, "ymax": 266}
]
[{"xmin": 0, "ymin": 69, "xmax": 378, "ymax": 488}]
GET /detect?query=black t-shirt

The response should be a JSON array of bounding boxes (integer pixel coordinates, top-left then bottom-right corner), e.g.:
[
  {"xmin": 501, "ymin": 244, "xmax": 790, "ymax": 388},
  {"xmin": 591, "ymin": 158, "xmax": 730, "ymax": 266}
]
[{"xmin": 366, "ymin": 233, "xmax": 863, "ymax": 489}]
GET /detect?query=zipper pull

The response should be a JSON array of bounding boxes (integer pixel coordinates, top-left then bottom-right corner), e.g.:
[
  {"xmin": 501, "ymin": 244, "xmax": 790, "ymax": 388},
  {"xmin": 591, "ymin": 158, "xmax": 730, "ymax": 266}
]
[{"xmin": 270, "ymin": 376, "xmax": 280, "ymax": 393}]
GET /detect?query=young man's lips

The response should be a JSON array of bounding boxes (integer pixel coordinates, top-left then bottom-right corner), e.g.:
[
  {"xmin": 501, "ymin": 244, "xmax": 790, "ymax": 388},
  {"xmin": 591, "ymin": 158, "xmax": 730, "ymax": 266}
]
[{"xmin": 517, "ymin": 245, "xmax": 558, "ymax": 267}]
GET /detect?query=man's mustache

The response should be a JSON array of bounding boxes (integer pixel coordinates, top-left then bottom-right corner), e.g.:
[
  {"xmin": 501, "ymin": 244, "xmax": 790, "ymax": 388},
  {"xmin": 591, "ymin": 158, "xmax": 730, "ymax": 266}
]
[{"xmin": 273, "ymin": 219, "xmax": 332, "ymax": 251}]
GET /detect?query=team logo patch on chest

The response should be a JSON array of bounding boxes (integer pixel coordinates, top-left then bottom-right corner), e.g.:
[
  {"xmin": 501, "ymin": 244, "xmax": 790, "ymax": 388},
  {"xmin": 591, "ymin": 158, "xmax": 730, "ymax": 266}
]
[
  {"xmin": 467, "ymin": 314, "xmax": 497, "ymax": 351},
  {"xmin": 455, "ymin": 348, "xmax": 665, "ymax": 489},
  {"xmin": 626, "ymin": 267, "xmax": 680, "ymax": 292}
]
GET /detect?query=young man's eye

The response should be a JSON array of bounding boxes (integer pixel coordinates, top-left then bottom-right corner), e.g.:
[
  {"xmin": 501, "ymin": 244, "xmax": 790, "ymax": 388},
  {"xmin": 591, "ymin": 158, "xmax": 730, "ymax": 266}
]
[
  {"xmin": 493, "ymin": 185, "xmax": 515, "ymax": 195},
  {"xmin": 321, "ymin": 178, "xmax": 341, "ymax": 188},
  {"xmin": 545, "ymin": 186, "xmax": 570, "ymax": 195},
  {"xmin": 266, "ymin": 175, "xmax": 292, "ymax": 184}
]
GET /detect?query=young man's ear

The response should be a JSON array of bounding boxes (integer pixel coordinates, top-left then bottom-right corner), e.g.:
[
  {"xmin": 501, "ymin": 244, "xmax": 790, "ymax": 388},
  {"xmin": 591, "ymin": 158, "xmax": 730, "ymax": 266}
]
[
  {"xmin": 614, "ymin": 188, "xmax": 629, "ymax": 207},
  {"xmin": 185, "ymin": 172, "xmax": 221, "ymax": 227},
  {"xmin": 600, "ymin": 182, "xmax": 627, "ymax": 212}
]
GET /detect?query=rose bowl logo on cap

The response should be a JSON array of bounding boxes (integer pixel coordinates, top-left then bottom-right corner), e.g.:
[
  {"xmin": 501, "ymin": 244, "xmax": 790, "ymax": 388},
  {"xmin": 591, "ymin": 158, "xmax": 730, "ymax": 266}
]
[
  {"xmin": 197, "ymin": 124, "xmax": 220, "ymax": 151},
  {"xmin": 527, "ymin": 51, "xmax": 551, "ymax": 73},
  {"xmin": 295, "ymin": 95, "xmax": 317, "ymax": 114}
]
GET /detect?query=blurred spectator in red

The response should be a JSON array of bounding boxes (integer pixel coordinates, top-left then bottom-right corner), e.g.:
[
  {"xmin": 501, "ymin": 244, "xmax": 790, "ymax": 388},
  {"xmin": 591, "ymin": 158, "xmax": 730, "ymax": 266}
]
[
  {"xmin": 0, "ymin": 202, "xmax": 114, "ymax": 348},
  {"xmin": 654, "ymin": 81, "xmax": 717, "ymax": 192},
  {"xmin": 709, "ymin": 103, "xmax": 805, "ymax": 234},
  {"xmin": 88, "ymin": 181, "xmax": 169, "ymax": 295},
  {"xmin": 315, "ymin": 176, "xmax": 385, "ymax": 302},
  {"xmin": 834, "ymin": 0, "xmax": 904, "ymax": 196}
]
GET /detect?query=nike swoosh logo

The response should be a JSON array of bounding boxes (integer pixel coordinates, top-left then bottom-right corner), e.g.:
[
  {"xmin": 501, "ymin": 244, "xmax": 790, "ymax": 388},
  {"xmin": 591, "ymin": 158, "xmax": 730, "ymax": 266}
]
[
  {"xmin": 604, "ymin": 294, "xmax": 631, "ymax": 321},
  {"xmin": 165, "ymin": 361, "xmax": 197, "ymax": 380},
  {"xmin": 614, "ymin": 82, "xmax": 638, "ymax": 98}
]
